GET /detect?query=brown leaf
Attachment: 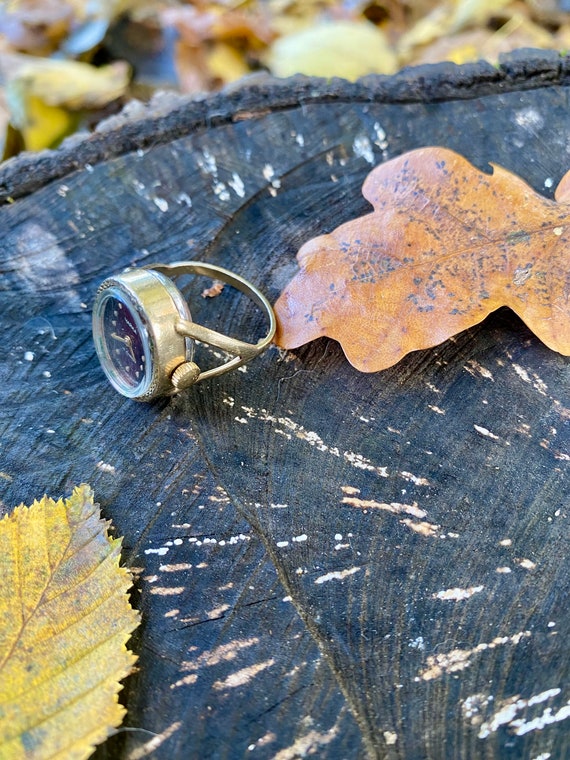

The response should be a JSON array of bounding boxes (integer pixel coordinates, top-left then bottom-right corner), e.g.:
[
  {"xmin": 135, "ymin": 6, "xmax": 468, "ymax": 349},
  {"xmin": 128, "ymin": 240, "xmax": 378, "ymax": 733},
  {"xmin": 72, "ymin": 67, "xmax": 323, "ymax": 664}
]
[
  {"xmin": 0, "ymin": 1, "xmax": 73, "ymax": 55},
  {"xmin": 274, "ymin": 147, "xmax": 570, "ymax": 372}
]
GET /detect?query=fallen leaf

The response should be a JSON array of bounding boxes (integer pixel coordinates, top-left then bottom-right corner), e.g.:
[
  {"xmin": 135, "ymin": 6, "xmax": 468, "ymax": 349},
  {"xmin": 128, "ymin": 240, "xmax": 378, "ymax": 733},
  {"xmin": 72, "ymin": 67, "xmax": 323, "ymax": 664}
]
[
  {"xmin": 396, "ymin": 0, "xmax": 515, "ymax": 62},
  {"xmin": 0, "ymin": 83, "xmax": 13, "ymax": 158},
  {"xmin": 160, "ymin": 4, "xmax": 274, "ymax": 93},
  {"xmin": 396, "ymin": 5, "xmax": 452, "ymax": 60},
  {"xmin": 0, "ymin": 0, "xmax": 146, "ymax": 57},
  {"xmin": 6, "ymin": 58, "xmax": 130, "ymax": 150},
  {"xmin": 207, "ymin": 41, "xmax": 251, "ymax": 84},
  {"xmin": 274, "ymin": 147, "xmax": 570, "ymax": 372},
  {"xmin": 161, "ymin": 4, "xmax": 274, "ymax": 48},
  {"xmin": 265, "ymin": 19, "xmax": 398, "ymax": 80},
  {"xmin": 409, "ymin": 13, "xmax": 554, "ymax": 67},
  {"xmin": 0, "ymin": 484, "xmax": 139, "ymax": 759},
  {"xmin": 9, "ymin": 58, "xmax": 130, "ymax": 111},
  {"xmin": 448, "ymin": 0, "xmax": 513, "ymax": 34},
  {"xmin": 0, "ymin": 0, "xmax": 74, "ymax": 55}
]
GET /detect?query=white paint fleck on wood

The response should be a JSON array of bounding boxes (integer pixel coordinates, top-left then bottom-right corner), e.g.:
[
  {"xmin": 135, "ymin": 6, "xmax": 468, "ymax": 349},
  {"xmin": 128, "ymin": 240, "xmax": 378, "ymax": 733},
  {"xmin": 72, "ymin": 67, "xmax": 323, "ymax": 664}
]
[
  {"xmin": 240, "ymin": 407, "xmax": 390, "ymax": 478},
  {"xmin": 144, "ymin": 546, "xmax": 169, "ymax": 556},
  {"xmin": 461, "ymin": 693, "xmax": 493, "ymax": 724},
  {"xmin": 343, "ymin": 493, "xmax": 442, "ymax": 537},
  {"xmin": 343, "ymin": 495, "xmax": 426, "ymax": 519},
  {"xmin": 203, "ymin": 604, "xmax": 230, "ymax": 620},
  {"xmin": 512, "ymin": 363, "xmax": 548, "ymax": 395},
  {"xmin": 213, "ymin": 181, "xmax": 230, "ymax": 201},
  {"xmin": 478, "ymin": 688, "xmax": 565, "ymax": 739},
  {"xmin": 400, "ymin": 470, "xmax": 430, "ymax": 486},
  {"xmin": 153, "ymin": 196, "xmax": 169, "ymax": 212},
  {"xmin": 228, "ymin": 172, "xmax": 245, "ymax": 197},
  {"xmin": 197, "ymin": 148, "xmax": 217, "ymax": 176},
  {"xmin": 464, "ymin": 359, "xmax": 494, "ymax": 380},
  {"xmin": 159, "ymin": 562, "xmax": 193, "ymax": 572},
  {"xmin": 175, "ymin": 191, "xmax": 192, "ymax": 207},
  {"xmin": 213, "ymin": 658, "xmax": 276, "ymax": 690},
  {"xmin": 433, "ymin": 585, "xmax": 484, "ymax": 601},
  {"xmin": 248, "ymin": 731, "xmax": 277, "ymax": 751},
  {"xmin": 513, "ymin": 363, "xmax": 531, "ymax": 383},
  {"xmin": 353, "ymin": 134, "xmax": 374, "ymax": 164},
  {"xmin": 474, "ymin": 424, "xmax": 500, "ymax": 440},
  {"xmin": 262, "ymin": 163, "xmax": 281, "ymax": 189},
  {"xmin": 126, "ymin": 720, "xmax": 182, "ymax": 759},
  {"xmin": 271, "ymin": 726, "xmax": 340, "ymax": 760},
  {"xmin": 314, "ymin": 566, "xmax": 361, "ymax": 584},
  {"xmin": 419, "ymin": 630, "xmax": 531, "ymax": 681},
  {"xmin": 96, "ymin": 460, "xmax": 116, "ymax": 474},
  {"xmin": 373, "ymin": 122, "xmax": 388, "ymax": 151},
  {"xmin": 172, "ymin": 638, "xmax": 261, "ymax": 690},
  {"xmin": 401, "ymin": 518, "xmax": 440, "ymax": 537},
  {"xmin": 170, "ymin": 673, "xmax": 198, "ymax": 689},
  {"xmin": 518, "ymin": 558, "xmax": 537, "ymax": 570}
]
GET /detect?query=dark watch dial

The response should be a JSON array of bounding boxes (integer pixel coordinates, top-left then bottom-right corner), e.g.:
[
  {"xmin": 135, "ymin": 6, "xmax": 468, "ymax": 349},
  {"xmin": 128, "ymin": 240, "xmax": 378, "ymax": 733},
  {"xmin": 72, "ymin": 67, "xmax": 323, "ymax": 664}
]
[
  {"xmin": 93, "ymin": 286, "xmax": 153, "ymax": 397},
  {"xmin": 103, "ymin": 296, "xmax": 146, "ymax": 385}
]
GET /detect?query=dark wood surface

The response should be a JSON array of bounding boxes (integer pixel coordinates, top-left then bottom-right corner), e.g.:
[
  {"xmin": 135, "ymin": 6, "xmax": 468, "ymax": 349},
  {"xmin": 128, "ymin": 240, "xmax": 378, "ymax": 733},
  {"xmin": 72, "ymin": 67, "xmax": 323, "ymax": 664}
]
[{"xmin": 0, "ymin": 52, "xmax": 568, "ymax": 759}]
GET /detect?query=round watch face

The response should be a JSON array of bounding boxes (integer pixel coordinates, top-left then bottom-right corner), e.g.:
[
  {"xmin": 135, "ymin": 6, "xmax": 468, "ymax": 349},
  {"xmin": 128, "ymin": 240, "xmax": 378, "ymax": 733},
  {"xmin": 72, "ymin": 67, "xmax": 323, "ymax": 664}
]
[{"xmin": 93, "ymin": 286, "xmax": 153, "ymax": 398}]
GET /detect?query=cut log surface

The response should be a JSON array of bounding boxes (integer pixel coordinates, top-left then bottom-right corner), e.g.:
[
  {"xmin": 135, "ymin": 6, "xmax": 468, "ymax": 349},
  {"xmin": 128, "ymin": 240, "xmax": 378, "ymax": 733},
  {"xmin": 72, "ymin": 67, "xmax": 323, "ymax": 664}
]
[{"xmin": 0, "ymin": 52, "xmax": 569, "ymax": 759}]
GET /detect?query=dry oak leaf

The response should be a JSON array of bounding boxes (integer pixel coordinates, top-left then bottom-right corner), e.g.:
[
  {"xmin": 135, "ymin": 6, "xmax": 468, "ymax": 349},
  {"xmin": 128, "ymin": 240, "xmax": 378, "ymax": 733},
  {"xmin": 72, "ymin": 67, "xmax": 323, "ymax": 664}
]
[
  {"xmin": 0, "ymin": 484, "xmax": 139, "ymax": 760},
  {"xmin": 274, "ymin": 147, "xmax": 570, "ymax": 372}
]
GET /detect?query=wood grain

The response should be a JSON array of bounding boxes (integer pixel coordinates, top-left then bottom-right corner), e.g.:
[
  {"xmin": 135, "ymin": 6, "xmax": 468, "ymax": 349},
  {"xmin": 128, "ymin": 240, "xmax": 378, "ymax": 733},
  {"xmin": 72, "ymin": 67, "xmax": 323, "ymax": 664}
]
[{"xmin": 0, "ymin": 54, "xmax": 568, "ymax": 759}]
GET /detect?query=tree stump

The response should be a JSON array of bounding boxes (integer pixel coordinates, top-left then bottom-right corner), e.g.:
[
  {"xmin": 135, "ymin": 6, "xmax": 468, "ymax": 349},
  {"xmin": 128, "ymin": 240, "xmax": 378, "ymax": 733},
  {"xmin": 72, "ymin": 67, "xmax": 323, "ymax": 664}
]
[{"xmin": 1, "ymin": 51, "xmax": 569, "ymax": 759}]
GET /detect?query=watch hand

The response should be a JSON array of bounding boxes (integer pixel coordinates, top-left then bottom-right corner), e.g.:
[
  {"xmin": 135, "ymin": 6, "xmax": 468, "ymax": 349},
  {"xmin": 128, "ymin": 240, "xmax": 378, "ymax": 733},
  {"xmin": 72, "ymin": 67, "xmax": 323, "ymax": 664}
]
[
  {"xmin": 111, "ymin": 332, "xmax": 137, "ymax": 362},
  {"xmin": 111, "ymin": 332, "xmax": 129, "ymax": 344}
]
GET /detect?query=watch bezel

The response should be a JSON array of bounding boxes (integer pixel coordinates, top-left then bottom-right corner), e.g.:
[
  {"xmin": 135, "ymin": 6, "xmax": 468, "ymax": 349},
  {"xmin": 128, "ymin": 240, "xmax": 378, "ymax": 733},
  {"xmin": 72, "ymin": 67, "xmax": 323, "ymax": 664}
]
[{"xmin": 92, "ymin": 269, "xmax": 193, "ymax": 400}]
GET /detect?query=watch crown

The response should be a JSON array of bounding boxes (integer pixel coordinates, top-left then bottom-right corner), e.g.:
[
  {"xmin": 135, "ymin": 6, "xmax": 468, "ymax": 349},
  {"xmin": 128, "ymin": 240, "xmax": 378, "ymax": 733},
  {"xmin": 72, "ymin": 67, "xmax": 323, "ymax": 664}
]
[{"xmin": 171, "ymin": 361, "xmax": 201, "ymax": 391}]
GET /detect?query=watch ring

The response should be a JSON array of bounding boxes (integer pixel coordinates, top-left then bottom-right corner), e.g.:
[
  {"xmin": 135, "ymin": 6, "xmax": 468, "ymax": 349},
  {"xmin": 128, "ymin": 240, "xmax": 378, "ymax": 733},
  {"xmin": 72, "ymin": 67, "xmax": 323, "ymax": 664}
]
[{"xmin": 92, "ymin": 260, "xmax": 276, "ymax": 400}]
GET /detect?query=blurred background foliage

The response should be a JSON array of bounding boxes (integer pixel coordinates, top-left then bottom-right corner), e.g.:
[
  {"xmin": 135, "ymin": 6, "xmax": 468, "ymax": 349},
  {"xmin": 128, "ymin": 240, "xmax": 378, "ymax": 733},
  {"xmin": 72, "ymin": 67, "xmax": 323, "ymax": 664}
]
[{"xmin": 0, "ymin": 0, "xmax": 569, "ymax": 159}]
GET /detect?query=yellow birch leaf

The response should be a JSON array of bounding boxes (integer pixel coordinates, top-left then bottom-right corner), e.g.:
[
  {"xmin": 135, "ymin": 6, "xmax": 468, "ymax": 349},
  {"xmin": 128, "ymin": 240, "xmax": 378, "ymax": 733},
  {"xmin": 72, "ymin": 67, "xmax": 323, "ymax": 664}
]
[
  {"xmin": 265, "ymin": 20, "xmax": 398, "ymax": 80},
  {"xmin": 207, "ymin": 42, "xmax": 250, "ymax": 84},
  {"xmin": 17, "ymin": 95, "xmax": 78, "ymax": 152},
  {"xmin": 8, "ymin": 59, "xmax": 130, "ymax": 113},
  {"xmin": 0, "ymin": 484, "xmax": 139, "ymax": 760},
  {"xmin": 449, "ymin": 0, "xmax": 513, "ymax": 34},
  {"xmin": 6, "ymin": 58, "xmax": 130, "ymax": 151}
]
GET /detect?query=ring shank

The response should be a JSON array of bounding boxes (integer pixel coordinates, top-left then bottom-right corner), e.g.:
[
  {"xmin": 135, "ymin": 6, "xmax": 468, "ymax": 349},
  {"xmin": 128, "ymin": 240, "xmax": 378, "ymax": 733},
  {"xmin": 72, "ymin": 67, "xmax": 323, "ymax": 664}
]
[{"xmin": 148, "ymin": 261, "xmax": 276, "ymax": 383}]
